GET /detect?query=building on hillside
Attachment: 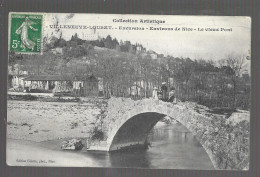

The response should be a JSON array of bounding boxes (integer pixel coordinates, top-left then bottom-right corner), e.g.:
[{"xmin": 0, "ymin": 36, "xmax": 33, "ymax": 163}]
[
  {"xmin": 50, "ymin": 47, "xmax": 63, "ymax": 55},
  {"xmin": 8, "ymin": 65, "xmax": 28, "ymax": 90},
  {"xmin": 147, "ymin": 50, "xmax": 158, "ymax": 60},
  {"xmin": 23, "ymin": 74, "xmax": 99, "ymax": 96},
  {"xmin": 11, "ymin": 74, "xmax": 28, "ymax": 89},
  {"xmin": 82, "ymin": 75, "xmax": 99, "ymax": 97},
  {"xmin": 241, "ymin": 70, "xmax": 250, "ymax": 81},
  {"xmin": 136, "ymin": 43, "xmax": 146, "ymax": 53},
  {"xmin": 72, "ymin": 74, "xmax": 99, "ymax": 97},
  {"xmin": 237, "ymin": 71, "xmax": 251, "ymax": 94},
  {"xmin": 139, "ymin": 50, "xmax": 158, "ymax": 59},
  {"xmin": 23, "ymin": 75, "xmax": 73, "ymax": 92},
  {"xmin": 80, "ymin": 29, "xmax": 100, "ymax": 41},
  {"xmin": 241, "ymin": 60, "xmax": 250, "ymax": 77}
]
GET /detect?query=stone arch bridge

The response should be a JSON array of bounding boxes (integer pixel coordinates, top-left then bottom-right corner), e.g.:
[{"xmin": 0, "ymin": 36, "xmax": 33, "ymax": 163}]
[{"xmin": 88, "ymin": 97, "xmax": 249, "ymax": 170}]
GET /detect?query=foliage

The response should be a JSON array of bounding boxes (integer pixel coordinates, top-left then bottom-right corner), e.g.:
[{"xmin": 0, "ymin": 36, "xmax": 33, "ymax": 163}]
[
  {"xmin": 9, "ymin": 51, "xmax": 23, "ymax": 64},
  {"xmin": 9, "ymin": 34, "xmax": 250, "ymax": 110}
]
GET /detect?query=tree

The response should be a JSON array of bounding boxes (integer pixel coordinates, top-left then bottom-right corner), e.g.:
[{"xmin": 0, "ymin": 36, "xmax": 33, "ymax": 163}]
[
  {"xmin": 63, "ymin": 44, "xmax": 89, "ymax": 59},
  {"xmin": 112, "ymin": 38, "xmax": 119, "ymax": 49},
  {"xmin": 173, "ymin": 58, "xmax": 194, "ymax": 100},
  {"xmin": 71, "ymin": 33, "xmax": 84, "ymax": 45},
  {"xmin": 104, "ymin": 35, "xmax": 113, "ymax": 49},
  {"xmin": 56, "ymin": 38, "xmax": 67, "ymax": 47},
  {"xmin": 120, "ymin": 41, "xmax": 132, "ymax": 52},
  {"xmin": 224, "ymin": 54, "xmax": 246, "ymax": 108},
  {"xmin": 8, "ymin": 51, "xmax": 23, "ymax": 65}
]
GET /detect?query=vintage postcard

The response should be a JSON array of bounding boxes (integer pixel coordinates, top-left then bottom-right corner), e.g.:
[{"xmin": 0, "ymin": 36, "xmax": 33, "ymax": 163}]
[{"xmin": 7, "ymin": 13, "xmax": 251, "ymax": 170}]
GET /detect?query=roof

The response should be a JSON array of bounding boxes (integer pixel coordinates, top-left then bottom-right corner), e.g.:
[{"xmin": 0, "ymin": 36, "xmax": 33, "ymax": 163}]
[
  {"xmin": 23, "ymin": 75, "xmax": 74, "ymax": 81},
  {"xmin": 23, "ymin": 74, "xmax": 99, "ymax": 82},
  {"xmin": 73, "ymin": 74, "xmax": 98, "ymax": 82}
]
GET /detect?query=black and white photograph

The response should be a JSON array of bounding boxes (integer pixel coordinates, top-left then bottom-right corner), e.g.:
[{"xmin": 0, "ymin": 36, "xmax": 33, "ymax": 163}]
[{"xmin": 7, "ymin": 13, "xmax": 251, "ymax": 170}]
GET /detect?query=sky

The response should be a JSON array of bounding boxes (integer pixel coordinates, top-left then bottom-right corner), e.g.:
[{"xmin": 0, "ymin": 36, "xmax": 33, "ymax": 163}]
[{"xmin": 43, "ymin": 13, "xmax": 251, "ymax": 64}]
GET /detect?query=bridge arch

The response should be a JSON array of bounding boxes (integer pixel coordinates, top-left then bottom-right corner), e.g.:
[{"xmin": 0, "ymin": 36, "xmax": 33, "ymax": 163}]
[
  {"xmin": 103, "ymin": 100, "xmax": 217, "ymax": 168},
  {"xmin": 109, "ymin": 112, "xmax": 166, "ymax": 151},
  {"xmin": 90, "ymin": 97, "xmax": 249, "ymax": 170}
]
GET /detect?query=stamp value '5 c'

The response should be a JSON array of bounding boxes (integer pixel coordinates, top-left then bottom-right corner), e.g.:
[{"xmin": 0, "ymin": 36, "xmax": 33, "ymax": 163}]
[{"xmin": 9, "ymin": 13, "xmax": 43, "ymax": 54}]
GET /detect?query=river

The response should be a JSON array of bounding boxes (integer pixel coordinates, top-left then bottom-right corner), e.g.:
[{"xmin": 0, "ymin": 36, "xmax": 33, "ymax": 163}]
[{"xmin": 7, "ymin": 121, "xmax": 214, "ymax": 169}]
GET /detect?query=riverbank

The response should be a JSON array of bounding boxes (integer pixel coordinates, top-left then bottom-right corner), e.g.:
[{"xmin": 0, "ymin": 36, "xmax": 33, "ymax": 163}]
[
  {"xmin": 7, "ymin": 100, "xmax": 102, "ymax": 142},
  {"xmin": 7, "ymin": 123, "xmax": 214, "ymax": 169},
  {"xmin": 7, "ymin": 99, "xmax": 249, "ymax": 169},
  {"xmin": 6, "ymin": 138, "xmax": 99, "ymax": 167},
  {"xmin": 6, "ymin": 99, "xmax": 177, "ymax": 143},
  {"xmin": 7, "ymin": 99, "xmax": 249, "ymax": 143}
]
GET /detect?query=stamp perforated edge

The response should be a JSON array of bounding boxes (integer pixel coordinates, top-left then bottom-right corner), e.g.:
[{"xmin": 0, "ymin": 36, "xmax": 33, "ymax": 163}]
[{"xmin": 8, "ymin": 12, "xmax": 45, "ymax": 55}]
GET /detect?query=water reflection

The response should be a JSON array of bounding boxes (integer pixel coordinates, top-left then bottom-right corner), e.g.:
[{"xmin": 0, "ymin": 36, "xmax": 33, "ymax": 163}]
[
  {"xmin": 109, "ymin": 150, "xmax": 151, "ymax": 168},
  {"xmin": 7, "ymin": 122, "xmax": 214, "ymax": 169},
  {"xmin": 85, "ymin": 122, "xmax": 214, "ymax": 169}
]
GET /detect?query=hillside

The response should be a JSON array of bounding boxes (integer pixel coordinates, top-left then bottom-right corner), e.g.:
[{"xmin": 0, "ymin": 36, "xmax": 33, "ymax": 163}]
[
  {"xmin": 10, "ymin": 46, "xmax": 139, "ymax": 76},
  {"xmin": 8, "ymin": 37, "xmax": 250, "ymax": 110}
]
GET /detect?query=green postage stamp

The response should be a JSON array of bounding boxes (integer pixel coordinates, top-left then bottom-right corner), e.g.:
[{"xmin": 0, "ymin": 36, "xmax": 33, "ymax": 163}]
[{"xmin": 9, "ymin": 13, "xmax": 43, "ymax": 54}]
